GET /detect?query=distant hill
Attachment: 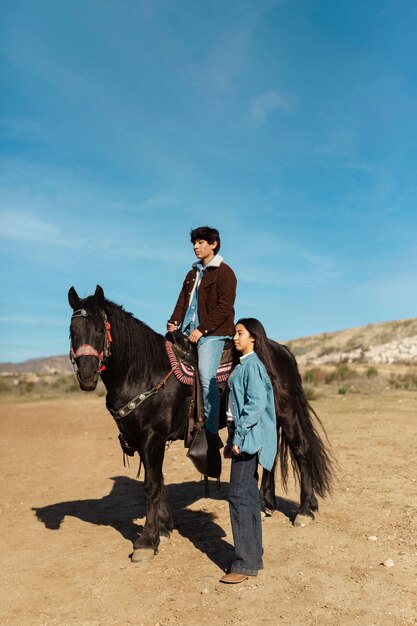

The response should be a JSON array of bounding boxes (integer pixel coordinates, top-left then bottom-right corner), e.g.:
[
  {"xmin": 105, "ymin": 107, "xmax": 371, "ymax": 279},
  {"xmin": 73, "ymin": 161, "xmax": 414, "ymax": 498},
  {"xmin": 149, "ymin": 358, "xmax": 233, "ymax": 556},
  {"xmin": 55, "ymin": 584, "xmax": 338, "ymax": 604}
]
[
  {"xmin": 0, "ymin": 355, "xmax": 72, "ymax": 375},
  {"xmin": 286, "ymin": 317, "xmax": 417, "ymax": 365},
  {"xmin": 1, "ymin": 317, "xmax": 416, "ymax": 373}
]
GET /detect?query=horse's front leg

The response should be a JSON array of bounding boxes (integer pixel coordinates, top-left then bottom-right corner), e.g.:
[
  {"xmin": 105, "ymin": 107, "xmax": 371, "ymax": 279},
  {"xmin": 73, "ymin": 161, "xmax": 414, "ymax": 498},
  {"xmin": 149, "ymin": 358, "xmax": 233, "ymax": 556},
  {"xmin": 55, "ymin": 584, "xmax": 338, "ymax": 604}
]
[{"xmin": 131, "ymin": 432, "xmax": 173, "ymax": 563}]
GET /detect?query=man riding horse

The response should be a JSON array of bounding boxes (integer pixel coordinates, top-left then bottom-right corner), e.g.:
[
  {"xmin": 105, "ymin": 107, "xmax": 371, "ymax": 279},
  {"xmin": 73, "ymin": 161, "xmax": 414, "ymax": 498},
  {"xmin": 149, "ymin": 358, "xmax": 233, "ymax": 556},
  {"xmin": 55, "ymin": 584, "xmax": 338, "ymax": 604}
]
[{"xmin": 167, "ymin": 226, "xmax": 237, "ymax": 437}]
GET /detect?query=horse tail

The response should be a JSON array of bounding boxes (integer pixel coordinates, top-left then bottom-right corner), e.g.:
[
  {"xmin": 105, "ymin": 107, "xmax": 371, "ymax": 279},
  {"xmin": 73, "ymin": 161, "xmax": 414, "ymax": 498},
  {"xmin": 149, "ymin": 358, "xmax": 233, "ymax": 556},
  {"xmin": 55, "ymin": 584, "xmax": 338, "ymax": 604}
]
[
  {"xmin": 278, "ymin": 427, "xmax": 292, "ymax": 492},
  {"xmin": 297, "ymin": 389, "xmax": 334, "ymax": 498},
  {"xmin": 278, "ymin": 350, "xmax": 335, "ymax": 499}
]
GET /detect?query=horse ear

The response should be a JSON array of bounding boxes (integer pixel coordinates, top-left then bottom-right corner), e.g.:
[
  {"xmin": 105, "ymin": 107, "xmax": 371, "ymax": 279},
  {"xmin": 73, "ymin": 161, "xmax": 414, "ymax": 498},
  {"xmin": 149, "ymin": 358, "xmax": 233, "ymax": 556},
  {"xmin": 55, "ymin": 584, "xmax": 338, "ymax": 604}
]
[
  {"xmin": 68, "ymin": 287, "xmax": 80, "ymax": 309},
  {"xmin": 94, "ymin": 285, "xmax": 105, "ymax": 306}
]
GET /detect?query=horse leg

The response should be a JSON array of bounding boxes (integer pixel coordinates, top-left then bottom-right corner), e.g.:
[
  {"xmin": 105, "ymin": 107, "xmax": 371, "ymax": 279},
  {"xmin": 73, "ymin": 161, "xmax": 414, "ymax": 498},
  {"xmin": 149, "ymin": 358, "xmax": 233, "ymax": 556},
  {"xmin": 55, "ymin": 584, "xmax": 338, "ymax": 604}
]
[
  {"xmin": 259, "ymin": 428, "xmax": 318, "ymax": 522},
  {"xmin": 260, "ymin": 465, "xmax": 276, "ymax": 515},
  {"xmin": 294, "ymin": 448, "xmax": 319, "ymax": 526},
  {"xmin": 259, "ymin": 429, "xmax": 279, "ymax": 515},
  {"xmin": 157, "ymin": 488, "xmax": 174, "ymax": 546},
  {"xmin": 131, "ymin": 432, "xmax": 173, "ymax": 563}
]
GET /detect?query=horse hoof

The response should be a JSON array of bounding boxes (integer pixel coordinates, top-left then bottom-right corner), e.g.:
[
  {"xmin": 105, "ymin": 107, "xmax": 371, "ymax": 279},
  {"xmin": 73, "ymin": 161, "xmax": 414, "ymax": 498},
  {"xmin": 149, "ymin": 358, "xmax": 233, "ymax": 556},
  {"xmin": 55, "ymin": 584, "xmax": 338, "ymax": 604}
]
[
  {"xmin": 293, "ymin": 514, "xmax": 314, "ymax": 527},
  {"xmin": 159, "ymin": 533, "xmax": 171, "ymax": 545},
  {"xmin": 131, "ymin": 548, "xmax": 154, "ymax": 563}
]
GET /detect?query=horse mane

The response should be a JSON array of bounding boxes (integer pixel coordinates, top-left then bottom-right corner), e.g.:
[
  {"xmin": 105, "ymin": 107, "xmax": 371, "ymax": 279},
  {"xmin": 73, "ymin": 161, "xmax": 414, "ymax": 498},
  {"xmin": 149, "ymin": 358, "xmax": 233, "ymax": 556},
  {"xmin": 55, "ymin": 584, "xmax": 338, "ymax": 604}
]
[{"xmin": 102, "ymin": 298, "xmax": 168, "ymax": 379}]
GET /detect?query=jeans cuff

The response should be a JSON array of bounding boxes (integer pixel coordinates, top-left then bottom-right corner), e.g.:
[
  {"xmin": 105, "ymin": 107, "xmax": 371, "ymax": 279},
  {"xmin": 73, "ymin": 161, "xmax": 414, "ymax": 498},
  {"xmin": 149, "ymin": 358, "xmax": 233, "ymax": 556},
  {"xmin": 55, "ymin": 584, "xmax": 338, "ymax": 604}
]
[{"xmin": 230, "ymin": 568, "xmax": 258, "ymax": 576}]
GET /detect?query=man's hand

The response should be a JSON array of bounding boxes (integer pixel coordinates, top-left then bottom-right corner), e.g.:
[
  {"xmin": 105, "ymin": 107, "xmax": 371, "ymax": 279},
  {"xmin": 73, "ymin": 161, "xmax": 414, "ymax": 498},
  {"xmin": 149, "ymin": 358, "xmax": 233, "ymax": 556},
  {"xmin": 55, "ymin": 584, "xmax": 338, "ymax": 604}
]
[
  {"xmin": 232, "ymin": 444, "xmax": 240, "ymax": 456},
  {"xmin": 167, "ymin": 322, "xmax": 178, "ymax": 332},
  {"xmin": 223, "ymin": 444, "xmax": 232, "ymax": 459},
  {"xmin": 189, "ymin": 329, "xmax": 203, "ymax": 343}
]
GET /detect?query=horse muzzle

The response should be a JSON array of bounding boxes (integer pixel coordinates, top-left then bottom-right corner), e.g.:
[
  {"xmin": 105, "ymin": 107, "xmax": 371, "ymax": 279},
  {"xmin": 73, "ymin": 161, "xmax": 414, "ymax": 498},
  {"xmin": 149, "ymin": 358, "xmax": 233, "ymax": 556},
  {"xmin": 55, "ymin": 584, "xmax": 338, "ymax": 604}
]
[
  {"xmin": 74, "ymin": 357, "xmax": 101, "ymax": 391},
  {"xmin": 77, "ymin": 374, "xmax": 99, "ymax": 392}
]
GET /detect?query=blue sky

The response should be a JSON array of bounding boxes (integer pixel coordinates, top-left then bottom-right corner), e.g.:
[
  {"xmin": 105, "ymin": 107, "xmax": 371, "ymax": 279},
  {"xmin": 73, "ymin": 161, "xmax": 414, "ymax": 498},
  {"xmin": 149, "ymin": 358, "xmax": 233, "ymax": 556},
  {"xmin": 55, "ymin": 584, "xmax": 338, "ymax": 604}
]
[{"xmin": 1, "ymin": 0, "xmax": 416, "ymax": 362}]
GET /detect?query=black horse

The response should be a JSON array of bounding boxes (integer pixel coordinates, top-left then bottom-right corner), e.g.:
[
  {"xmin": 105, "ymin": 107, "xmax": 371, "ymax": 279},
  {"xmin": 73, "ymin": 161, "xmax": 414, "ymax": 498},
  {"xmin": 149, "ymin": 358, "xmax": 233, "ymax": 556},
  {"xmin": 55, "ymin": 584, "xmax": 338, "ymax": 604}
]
[{"xmin": 68, "ymin": 285, "xmax": 334, "ymax": 563}]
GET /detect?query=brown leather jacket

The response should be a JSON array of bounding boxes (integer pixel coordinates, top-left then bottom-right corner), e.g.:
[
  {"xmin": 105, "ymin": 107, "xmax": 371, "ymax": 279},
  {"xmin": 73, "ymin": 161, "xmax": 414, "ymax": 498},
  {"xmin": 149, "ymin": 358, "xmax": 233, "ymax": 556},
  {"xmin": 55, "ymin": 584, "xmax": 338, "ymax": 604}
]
[{"xmin": 169, "ymin": 260, "xmax": 237, "ymax": 337}]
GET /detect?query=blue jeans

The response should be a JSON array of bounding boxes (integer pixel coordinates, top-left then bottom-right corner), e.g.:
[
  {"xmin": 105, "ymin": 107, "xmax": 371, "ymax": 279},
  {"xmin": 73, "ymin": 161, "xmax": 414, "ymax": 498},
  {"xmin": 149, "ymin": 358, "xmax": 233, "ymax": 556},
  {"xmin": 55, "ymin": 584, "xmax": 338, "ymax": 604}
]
[
  {"xmin": 228, "ymin": 452, "xmax": 263, "ymax": 576},
  {"xmin": 197, "ymin": 337, "xmax": 226, "ymax": 434}
]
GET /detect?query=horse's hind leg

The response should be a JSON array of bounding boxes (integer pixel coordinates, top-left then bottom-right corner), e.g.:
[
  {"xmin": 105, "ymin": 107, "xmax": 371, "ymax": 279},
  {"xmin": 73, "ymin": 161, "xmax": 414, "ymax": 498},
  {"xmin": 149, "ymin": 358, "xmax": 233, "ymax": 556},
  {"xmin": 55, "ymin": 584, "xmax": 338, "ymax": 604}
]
[
  {"xmin": 259, "ymin": 432, "xmax": 318, "ymax": 522},
  {"xmin": 260, "ymin": 465, "xmax": 277, "ymax": 515},
  {"xmin": 131, "ymin": 432, "xmax": 173, "ymax": 563},
  {"xmin": 259, "ymin": 430, "xmax": 279, "ymax": 514}
]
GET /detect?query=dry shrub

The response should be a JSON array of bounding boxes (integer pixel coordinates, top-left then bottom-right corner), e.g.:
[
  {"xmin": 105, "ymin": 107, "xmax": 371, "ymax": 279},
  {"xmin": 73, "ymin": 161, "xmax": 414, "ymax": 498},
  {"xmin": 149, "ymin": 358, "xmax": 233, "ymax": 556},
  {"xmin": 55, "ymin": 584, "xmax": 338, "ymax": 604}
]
[
  {"xmin": 304, "ymin": 367, "xmax": 326, "ymax": 386},
  {"xmin": 325, "ymin": 363, "xmax": 357, "ymax": 383},
  {"xmin": 389, "ymin": 371, "xmax": 417, "ymax": 390},
  {"xmin": 366, "ymin": 366, "xmax": 378, "ymax": 378},
  {"xmin": 304, "ymin": 386, "xmax": 317, "ymax": 401}
]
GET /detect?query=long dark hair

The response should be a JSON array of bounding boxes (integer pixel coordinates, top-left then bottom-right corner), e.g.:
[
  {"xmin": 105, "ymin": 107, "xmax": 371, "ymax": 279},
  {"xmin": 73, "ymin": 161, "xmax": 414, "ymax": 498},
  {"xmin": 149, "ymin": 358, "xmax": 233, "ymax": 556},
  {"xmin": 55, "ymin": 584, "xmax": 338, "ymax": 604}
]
[
  {"xmin": 234, "ymin": 317, "xmax": 287, "ymax": 411},
  {"xmin": 234, "ymin": 318, "xmax": 275, "ymax": 378}
]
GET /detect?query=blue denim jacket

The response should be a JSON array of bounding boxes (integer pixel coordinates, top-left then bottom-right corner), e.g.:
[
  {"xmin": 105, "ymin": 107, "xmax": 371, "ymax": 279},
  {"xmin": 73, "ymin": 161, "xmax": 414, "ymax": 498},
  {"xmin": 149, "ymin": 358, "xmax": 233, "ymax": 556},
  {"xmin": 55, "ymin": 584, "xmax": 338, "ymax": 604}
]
[{"xmin": 227, "ymin": 352, "xmax": 277, "ymax": 471}]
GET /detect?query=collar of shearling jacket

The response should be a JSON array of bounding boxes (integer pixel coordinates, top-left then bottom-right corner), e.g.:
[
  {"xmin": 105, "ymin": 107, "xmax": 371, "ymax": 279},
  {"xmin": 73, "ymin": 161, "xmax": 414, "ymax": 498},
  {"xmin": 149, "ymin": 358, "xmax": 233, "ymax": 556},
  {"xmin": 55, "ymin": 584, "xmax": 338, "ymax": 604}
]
[{"xmin": 192, "ymin": 254, "xmax": 224, "ymax": 270}]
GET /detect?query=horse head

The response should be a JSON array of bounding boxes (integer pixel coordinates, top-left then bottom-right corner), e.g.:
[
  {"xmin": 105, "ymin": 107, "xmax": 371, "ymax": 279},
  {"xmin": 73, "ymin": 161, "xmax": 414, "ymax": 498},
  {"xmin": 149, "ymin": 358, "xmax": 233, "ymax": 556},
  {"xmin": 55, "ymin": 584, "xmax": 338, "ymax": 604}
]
[{"xmin": 68, "ymin": 285, "xmax": 111, "ymax": 391}]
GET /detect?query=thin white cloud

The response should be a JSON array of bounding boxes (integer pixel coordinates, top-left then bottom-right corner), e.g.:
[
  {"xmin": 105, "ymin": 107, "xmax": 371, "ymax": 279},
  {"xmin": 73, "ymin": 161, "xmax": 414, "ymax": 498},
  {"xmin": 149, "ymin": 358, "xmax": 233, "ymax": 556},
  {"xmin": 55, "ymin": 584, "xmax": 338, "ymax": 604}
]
[
  {"xmin": 238, "ymin": 262, "xmax": 339, "ymax": 287},
  {"xmin": 0, "ymin": 209, "xmax": 190, "ymax": 263},
  {"xmin": 191, "ymin": 29, "xmax": 251, "ymax": 95},
  {"xmin": 109, "ymin": 244, "xmax": 189, "ymax": 264},
  {"xmin": 250, "ymin": 90, "xmax": 294, "ymax": 123},
  {"xmin": 232, "ymin": 232, "xmax": 339, "ymax": 287},
  {"xmin": 0, "ymin": 212, "xmax": 81, "ymax": 247}
]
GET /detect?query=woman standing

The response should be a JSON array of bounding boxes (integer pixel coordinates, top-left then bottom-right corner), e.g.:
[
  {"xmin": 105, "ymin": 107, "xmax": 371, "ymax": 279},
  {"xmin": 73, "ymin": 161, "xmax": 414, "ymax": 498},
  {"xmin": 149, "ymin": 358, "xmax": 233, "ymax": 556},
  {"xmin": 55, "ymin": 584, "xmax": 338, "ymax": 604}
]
[{"xmin": 221, "ymin": 318, "xmax": 278, "ymax": 584}]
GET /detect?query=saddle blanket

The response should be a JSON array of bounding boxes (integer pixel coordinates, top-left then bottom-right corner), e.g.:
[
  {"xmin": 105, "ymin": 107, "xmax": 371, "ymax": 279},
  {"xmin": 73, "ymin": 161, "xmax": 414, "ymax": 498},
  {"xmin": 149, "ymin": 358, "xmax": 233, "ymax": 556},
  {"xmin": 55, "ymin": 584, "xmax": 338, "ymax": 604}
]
[{"xmin": 165, "ymin": 341, "xmax": 232, "ymax": 386}]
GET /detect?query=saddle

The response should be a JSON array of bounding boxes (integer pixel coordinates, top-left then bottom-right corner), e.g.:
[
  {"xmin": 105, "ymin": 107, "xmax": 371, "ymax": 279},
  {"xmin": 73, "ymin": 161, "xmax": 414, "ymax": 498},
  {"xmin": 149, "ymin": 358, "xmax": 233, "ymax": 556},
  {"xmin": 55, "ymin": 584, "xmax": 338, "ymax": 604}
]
[
  {"xmin": 165, "ymin": 331, "xmax": 233, "ymax": 479},
  {"xmin": 165, "ymin": 331, "xmax": 233, "ymax": 386}
]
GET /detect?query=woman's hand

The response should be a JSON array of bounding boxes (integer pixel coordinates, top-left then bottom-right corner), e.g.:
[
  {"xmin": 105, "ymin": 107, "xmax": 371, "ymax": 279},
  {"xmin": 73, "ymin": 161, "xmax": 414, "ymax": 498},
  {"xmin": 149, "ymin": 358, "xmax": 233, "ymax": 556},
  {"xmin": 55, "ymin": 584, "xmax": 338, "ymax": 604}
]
[
  {"xmin": 231, "ymin": 444, "xmax": 240, "ymax": 456},
  {"xmin": 166, "ymin": 321, "xmax": 178, "ymax": 332}
]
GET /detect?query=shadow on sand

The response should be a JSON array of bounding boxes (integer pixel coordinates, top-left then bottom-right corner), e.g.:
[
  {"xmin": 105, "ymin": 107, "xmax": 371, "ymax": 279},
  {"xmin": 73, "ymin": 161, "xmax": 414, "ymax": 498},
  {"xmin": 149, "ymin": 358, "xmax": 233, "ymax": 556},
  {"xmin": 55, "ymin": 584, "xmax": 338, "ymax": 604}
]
[{"xmin": 32, "ymin": 476, "xmax": 299, "ymax": 569}]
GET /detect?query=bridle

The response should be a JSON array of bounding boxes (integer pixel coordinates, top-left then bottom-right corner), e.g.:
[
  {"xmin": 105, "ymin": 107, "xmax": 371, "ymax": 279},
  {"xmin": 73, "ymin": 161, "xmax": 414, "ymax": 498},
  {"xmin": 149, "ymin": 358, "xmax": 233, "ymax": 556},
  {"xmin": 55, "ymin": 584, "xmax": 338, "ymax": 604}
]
[
  {"xmin": 69, "ymin": 308, "xmax": 112, "ymax": 374},
  {"xmin": 69, "ymin": 306, "xmax": 176, "ymax": 422}
]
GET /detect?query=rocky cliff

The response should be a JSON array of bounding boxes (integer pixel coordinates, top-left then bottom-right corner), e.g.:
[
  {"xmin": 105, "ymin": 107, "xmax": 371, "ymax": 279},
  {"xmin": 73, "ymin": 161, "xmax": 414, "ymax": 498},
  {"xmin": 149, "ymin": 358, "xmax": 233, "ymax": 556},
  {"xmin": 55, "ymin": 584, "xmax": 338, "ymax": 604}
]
[{"xmin": 285, "ymin": 318, "xmax": 417, "ymax": 365}]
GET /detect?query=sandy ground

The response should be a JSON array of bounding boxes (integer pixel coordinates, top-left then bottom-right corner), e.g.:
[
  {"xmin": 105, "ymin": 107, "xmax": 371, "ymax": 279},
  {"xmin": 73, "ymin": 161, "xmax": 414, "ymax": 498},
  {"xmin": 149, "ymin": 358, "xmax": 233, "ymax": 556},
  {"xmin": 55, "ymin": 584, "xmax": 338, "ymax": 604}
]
[{"xmin": 1, "ymin": 389, "xmax": 416, "ymax": 626}]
